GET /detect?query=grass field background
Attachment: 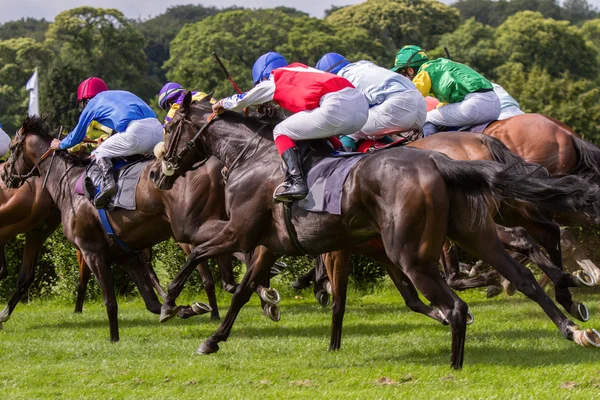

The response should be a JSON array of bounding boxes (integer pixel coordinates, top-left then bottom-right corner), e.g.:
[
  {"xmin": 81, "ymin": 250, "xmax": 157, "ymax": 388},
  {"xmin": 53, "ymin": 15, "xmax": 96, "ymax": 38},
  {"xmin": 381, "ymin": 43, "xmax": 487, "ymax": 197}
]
[{"xmin": 1, "ymin": 282, "xmax": 599, "ymax": 399}]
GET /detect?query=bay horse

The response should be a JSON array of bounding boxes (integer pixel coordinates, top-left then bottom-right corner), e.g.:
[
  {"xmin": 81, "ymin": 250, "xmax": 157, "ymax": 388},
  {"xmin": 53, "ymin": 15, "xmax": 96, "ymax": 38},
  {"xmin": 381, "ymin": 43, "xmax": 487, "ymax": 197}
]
[
  {"xmin": 0, "ymin": 116, "xmax": 285, "ymax": 341},
  {"xmin": 152, "ymin": 93, "xmax": 600, "ymax": 369}
]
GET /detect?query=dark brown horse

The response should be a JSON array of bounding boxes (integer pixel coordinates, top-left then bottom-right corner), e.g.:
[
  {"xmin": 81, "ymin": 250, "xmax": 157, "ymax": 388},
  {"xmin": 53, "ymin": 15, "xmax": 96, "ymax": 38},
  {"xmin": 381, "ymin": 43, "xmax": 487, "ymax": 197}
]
[
  {"xmin": 0, "ymin": 116, "xmax": 286, "ymax": 340},
  {"xmin": 152, "ymin": 94, "xmax": 600, "ymax": 369}
]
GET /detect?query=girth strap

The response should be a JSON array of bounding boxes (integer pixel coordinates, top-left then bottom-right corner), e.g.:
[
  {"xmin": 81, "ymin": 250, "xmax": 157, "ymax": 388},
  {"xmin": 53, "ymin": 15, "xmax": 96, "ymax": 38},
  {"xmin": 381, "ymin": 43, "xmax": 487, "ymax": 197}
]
[
  {"xmin": 97, "ymin": 208, "xmax": 137, "ymax": 253},
  {"xmin": 283, "ymin": 203, "xmax": 311, "ymax": 256}
]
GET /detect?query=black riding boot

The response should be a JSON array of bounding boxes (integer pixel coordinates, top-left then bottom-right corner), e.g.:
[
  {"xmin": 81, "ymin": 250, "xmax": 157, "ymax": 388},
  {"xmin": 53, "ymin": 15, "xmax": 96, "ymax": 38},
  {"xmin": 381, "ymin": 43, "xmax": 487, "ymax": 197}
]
[
  {"xmin": 274, "ymin": 147, "xmax": 308, "ymax": 202},
  {"xmin": 94, "ymin": 157, "xmax": 117, "ymax": 209}
]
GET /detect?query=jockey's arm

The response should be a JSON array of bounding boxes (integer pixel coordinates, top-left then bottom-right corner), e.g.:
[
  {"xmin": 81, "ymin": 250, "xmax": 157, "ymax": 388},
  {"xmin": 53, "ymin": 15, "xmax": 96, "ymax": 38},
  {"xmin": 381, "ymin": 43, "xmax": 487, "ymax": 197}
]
[
  {"xmin": 221, "ymin": 80, "xmax": 275, "ymax": 112},
  {"xmin": 59, "ymin": 108, "xmax": 96, "ymax": 150},
  {"xmin": 412, "ymin": 70, "xmax": 432, "ymax": 98}
]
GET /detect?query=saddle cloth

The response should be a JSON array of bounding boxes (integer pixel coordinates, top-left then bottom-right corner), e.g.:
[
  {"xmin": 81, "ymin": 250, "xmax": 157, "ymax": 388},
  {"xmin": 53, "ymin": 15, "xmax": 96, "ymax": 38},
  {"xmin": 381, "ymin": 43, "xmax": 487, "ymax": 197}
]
[
  {"xmin": 445, "ymin": 120, "xmax": 493, "ymax": 134},
  {"xmin": 295, "ymin": 140, "xmax": 367, "ymax": 215},
  {"xmin": 74, "ymin": 157, "xmax": 150, "ymax": 211}
]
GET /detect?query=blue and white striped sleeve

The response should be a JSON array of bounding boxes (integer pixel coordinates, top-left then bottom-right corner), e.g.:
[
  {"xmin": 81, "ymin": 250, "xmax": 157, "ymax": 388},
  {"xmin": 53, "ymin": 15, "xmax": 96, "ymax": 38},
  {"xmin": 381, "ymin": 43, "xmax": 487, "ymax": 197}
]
[{"xmin": 221, "ymin": 80, "xmax": 275, "ymax": 111}]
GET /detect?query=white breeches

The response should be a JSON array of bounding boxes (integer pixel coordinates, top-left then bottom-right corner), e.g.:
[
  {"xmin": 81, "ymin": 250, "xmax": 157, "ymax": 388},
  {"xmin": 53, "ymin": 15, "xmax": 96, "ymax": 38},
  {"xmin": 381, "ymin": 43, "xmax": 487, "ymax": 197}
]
[
  {"xmin": 93, "ymin": 118, "xmax": 164, "ymax": 159},
  {"xmin": 0, "ymin": 128, "xmax": 10, "ymax": 157},
  {"xmin": 426, "ymin": 91, "xmax": 501, "ymax": 128},
  {"xmin": 273, "ymin": 88, "xmax": 369, "ymax": 141},
  {"xmin": 350, "ymin": 90, "xmax": 426, "ymax": 141},
  {"xmin": 498, "ymin": 106, "xmax": 525, "ymax": 120}
]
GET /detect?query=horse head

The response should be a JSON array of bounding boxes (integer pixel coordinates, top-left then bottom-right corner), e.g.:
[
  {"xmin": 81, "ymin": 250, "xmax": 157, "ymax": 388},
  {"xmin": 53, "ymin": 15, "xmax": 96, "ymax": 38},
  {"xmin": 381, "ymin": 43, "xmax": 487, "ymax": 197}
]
[
  {"xmin": 1, "ymin": 116, "xmax": 52, "ymax": 188},
  {"xmin": 151, "ymin": 91, "xmax": 214, "ymax": 190}
]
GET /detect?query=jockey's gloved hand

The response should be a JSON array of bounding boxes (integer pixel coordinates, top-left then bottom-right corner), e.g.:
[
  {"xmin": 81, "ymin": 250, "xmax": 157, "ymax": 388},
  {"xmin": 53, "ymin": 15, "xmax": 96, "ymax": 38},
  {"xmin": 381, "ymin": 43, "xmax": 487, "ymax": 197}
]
[
  {"xmin": 340, "ymin": 136, "xmax": 356, "ymax": 151},
  {"xmin": 212, "ymin": 100, "xmax": 225, "ymax": 114}
]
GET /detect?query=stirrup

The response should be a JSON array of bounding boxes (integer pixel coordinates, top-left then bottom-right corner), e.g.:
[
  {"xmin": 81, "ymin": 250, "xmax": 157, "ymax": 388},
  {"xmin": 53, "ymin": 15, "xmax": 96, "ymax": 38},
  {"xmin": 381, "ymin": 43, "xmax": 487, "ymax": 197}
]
[{"xmin": 273, "ymin": 182, "xmax": 293, "ymax": 203}]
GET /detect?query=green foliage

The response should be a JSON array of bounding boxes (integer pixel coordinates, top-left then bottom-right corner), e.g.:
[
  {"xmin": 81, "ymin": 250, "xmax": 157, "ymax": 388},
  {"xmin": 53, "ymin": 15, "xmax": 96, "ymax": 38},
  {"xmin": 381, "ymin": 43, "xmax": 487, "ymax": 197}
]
[
  {"xmin": 326, "ymin": 0, "xmax": 461, "ymax": 54},
  {"xmin": 433, "ymin": 18, "xmax": 499, "ymax": 78},
  {"xmin": 166, "ymin": 9, "xmax": 387, "ymax": 97},
  {"xmin": 0, "ymin": 18, "xmax": 49, "ymax": 42},
  {"xmin": 453, "ymin": 0, "xmax": 597, "ymax": 27},
  {"xmin": 496, "ymin": 11, "xmax": 598, "ymax": 80},
  {"xmin": 0, "ymin": 38, "xmax": 52, "ymax": 135}
]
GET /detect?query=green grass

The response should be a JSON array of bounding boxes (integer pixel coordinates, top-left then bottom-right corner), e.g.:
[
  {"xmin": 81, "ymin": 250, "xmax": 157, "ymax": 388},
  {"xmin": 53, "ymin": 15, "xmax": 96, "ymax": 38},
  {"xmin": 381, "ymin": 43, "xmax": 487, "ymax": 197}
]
[{"xmin": 1, "ymin": 283, "xmax": 599, "ymax": 399}]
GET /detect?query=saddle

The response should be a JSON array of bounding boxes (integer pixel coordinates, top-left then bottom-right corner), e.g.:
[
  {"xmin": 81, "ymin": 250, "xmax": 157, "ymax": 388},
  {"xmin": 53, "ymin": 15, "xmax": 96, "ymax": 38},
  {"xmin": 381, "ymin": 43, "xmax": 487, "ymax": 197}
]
[{"xmin": 74, "ymin": 155, "xmax": 151, "ymax": 211}]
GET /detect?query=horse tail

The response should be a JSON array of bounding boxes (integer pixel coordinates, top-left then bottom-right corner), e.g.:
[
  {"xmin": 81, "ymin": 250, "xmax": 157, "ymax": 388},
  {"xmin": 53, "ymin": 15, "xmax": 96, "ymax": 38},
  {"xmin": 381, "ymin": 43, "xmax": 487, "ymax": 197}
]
[
  {"xmin": 429, "ymin": 153, "xmax": 600, "ymax": 225},
  {"xmin": 571, "ymin": 136, "xmax": 600, "ymax": 186}
]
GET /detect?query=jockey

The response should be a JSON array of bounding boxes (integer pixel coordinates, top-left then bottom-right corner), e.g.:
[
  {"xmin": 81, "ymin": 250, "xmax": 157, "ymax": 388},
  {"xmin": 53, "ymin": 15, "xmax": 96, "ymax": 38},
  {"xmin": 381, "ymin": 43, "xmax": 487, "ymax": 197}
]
[
  {"xmin": 212, "ymin": 52, "xmax": 369, "ymax": 202},
  {"xmin": 492, "ymin": 83, "xmax": 524, "ymax": 120},
  {"xmin": 391, "ymin": 45, "xmax": 501, "ymax": 136},
  {"xmin": 50, "ymin": 77, "xmax": 163, "ymax": 209},
  {"xmin": 158, "ymin": 82, "xmax": 215, "ymax": 126},
  {"xmin": 0, "ymin": 124, "xmax": 9, "ymax": 158},
  {"xmin": 315, "ymin": 53, "xmax": 426, "ymax": 150}
]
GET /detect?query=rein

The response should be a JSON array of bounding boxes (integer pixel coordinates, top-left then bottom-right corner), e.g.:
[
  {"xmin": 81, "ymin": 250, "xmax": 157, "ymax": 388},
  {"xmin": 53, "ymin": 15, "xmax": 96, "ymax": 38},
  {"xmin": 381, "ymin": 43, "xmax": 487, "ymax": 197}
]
[{"xmin": 163, "ymin": 111, "xmax": 218, "ymax": 173}]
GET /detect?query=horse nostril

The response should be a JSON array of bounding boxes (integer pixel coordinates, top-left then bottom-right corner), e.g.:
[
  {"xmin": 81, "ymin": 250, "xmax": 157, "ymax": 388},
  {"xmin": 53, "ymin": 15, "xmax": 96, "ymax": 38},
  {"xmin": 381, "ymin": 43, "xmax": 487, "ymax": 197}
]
[{"xmin": 149, "ymin": 170, "xmax": 155, "ymax": 180}]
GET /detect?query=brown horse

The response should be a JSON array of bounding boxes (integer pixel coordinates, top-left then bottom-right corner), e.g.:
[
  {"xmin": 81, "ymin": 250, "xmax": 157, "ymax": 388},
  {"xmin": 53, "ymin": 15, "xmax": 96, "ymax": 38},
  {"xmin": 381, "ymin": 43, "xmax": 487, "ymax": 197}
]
[
  {"xmin": 1, "ymin": 116, "xmax": 283, "ymax": 341},
  {"xmin": 152, "ymin": 94, "xmax": 600, "ymax": 369}
]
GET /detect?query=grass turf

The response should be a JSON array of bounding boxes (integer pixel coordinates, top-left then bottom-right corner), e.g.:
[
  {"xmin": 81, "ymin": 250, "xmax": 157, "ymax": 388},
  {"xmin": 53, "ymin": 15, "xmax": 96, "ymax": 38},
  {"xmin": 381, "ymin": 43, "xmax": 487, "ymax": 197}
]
[{"xmin": 0, "ymin": 283, "xmax": 599, "ymax": 399}]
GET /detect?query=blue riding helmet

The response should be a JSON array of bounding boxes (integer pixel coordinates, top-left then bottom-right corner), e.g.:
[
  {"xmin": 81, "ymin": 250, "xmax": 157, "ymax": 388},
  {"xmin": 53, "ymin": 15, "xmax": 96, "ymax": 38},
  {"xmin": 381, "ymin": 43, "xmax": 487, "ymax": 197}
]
[
  {"xmin": 252, "ymin": 52, "xmax": 289, "ymax": 85},
  {"xmin": 315, "ymin": 53, "xmax": 350, "ymax": 74}
]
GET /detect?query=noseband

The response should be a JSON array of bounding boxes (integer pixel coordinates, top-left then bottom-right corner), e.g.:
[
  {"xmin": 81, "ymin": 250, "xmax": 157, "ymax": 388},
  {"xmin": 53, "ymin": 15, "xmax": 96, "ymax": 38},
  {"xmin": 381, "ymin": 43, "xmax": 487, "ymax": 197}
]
[
  {"xmin": 5, "ymin": 129, "xmax": 54, "ymax": 187},
  {"xmin": 162, "ymin": 111, "xmax": 218, "ymax": 174}
]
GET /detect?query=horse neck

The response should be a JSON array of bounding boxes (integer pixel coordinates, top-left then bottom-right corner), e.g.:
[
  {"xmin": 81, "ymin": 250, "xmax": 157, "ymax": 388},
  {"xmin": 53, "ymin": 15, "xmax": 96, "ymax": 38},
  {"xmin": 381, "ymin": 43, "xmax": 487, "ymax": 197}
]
[
  {"xmin": 35, "ymin": 153, "xmax": 85, "ymax": 213},
  {"xmin": 201, "ymin": 117, "xmax": 276, "ymax": 169}
]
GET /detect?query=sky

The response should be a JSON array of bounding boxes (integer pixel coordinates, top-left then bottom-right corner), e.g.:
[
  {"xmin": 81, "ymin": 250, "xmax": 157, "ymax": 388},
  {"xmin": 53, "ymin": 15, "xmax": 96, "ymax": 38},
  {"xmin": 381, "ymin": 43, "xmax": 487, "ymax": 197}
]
[
  {"xmin": 2, "ymin": 0, "xmax": 598, "ymax": 24},
  {"xmin": 0, "ymin": 0, "xmax": 366, "ymax": 23}
]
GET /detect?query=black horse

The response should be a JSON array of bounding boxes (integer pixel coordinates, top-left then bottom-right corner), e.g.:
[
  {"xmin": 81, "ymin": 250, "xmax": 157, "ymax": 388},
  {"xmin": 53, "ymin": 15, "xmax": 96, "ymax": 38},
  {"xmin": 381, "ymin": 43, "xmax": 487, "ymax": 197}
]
[{"xmin": 151, "ymin": 93, "xmax": 600, "ymax": 369}]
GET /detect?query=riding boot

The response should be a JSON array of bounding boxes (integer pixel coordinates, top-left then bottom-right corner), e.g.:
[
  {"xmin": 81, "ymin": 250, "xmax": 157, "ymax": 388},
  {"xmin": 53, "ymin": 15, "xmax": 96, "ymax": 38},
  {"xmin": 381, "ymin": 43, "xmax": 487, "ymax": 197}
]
[
  {"xmin": 94, "ymin": 157, "xmax": 117, "ymax": 209},
  {"xmin": 273, "ymin": 147, "xmax": 308, "ymax": 202}
]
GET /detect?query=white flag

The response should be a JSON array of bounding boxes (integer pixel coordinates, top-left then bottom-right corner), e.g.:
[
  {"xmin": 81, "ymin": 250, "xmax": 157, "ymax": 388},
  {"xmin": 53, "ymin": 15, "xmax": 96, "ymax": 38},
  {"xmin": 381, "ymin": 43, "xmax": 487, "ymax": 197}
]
[{"xmin": 26, "ymin": 68, "xmax": 39, "ymax": 116}]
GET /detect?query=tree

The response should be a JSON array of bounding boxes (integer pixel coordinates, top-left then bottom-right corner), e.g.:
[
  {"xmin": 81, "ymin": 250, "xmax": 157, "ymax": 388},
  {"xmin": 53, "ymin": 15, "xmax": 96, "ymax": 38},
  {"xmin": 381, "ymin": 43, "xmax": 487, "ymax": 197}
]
[
  {"xmin": 433, "ymin": 18, "xmax": 499, "ymax": 79},
  {"xmin": 562, "ymin": 0, "xmax": 598, "ymax": 24},
  {"xmin": 136, "ymin": 5, "xmax": 233, "ymax": 85},
  {"xmin": 166, "ymin": 9, "xmax": 387, "ymax": 97},
  {"xmin": 581, "ymin": 18, "xmax": 600, "ymax": 66},
  {"xmin": 495, "ymin": 11, "xmax": 598, "ymax": 81},
  {"xmin": 42, "ymin": 7, "xmax": 151, "ymax": 129},
  {"xmin": 0, "ymin": 38, "xmax": 52, "ymax": 135},
  {"xmin": 0, "ymin": 18, "xmax": 50, "ymax": 42},
  {"xmin": 326, "ymin": 0, "xmax": 461, "ymax": 53}
]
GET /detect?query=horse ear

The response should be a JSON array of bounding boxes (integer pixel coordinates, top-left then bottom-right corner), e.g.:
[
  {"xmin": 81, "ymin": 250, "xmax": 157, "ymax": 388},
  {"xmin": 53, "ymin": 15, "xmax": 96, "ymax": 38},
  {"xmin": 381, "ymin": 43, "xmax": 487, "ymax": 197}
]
[{"xmin": 180, "ymin": 91, "xmax": 193, "ymax": 114}]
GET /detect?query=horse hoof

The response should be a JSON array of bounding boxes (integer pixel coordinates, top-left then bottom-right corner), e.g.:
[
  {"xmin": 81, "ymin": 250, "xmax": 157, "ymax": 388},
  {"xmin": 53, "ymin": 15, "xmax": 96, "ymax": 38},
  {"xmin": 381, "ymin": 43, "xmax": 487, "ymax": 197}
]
[
  {"xmin": 159, "ymin": 305, "xmax": 181, "ymax": 323},
  {"xmin": 223, "ymin": 284, "xmax": 237, "ymax": 294},
  {"xmin": 573, "ymin": 270, "xmax": 596, "ymax": 287},
  {"xmin": 501, "ymin": 278, "xmax": 517, "ymax": 296},
  {"xmin": 315, "ymin": 290, "xmax": 330, "ymax": 307},
  {"xmin": 325, "ymin": 281, "xmax": 332, "ymax": 295},
  {"xmin": 583, "ymin": 329, "xmax": 600, "ymax": 348},
  {"xmin": 196, "ymin": 341, "xmax": 220, "ymax": 355},
  {"xmin": 263, "ymin": 304, "xmax": 281, "ymax": 322},
  {"xmin": 486, "ymin": 285, "xmax": 503, "ymax": 298},
  {"xmin": 191, "ymin": 302, "xmax": 212, "ymax": 315},
  {"xmin": 466, "ymin": 311, "xmax": 475, "ymax": 325},
  {"xmin": 258, "ymin": 287, "xmax": 280, "ymax": 305},
  {"xmin": 570, "ymin": 302, "xmax": 590, "ymax": 322}
]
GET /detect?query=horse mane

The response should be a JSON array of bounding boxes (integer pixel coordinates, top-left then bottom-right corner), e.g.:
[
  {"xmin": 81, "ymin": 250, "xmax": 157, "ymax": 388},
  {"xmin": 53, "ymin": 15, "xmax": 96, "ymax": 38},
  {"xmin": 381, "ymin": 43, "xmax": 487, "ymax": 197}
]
[{"xmin": 20, "ymin": 115, "xmax": 92, "ymax": 167}]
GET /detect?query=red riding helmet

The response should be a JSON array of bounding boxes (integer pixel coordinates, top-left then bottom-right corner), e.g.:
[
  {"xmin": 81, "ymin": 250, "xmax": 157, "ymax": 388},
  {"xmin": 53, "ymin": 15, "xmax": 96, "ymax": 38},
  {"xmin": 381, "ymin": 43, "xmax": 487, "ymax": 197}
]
[{"xmin": 77, "ymin": 77, "xmax": 109, "ymax": 103}]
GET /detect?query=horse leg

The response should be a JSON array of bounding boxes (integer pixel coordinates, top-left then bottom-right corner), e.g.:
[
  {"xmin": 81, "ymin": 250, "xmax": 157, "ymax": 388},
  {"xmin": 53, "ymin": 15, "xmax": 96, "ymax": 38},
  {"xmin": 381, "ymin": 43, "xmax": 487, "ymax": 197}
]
[
  {"xmin": 80, "ymin": 250, "xmax": 119, "ymax": 341},
  {"xmin": 292, "ymin": 266, "xmax": 316, "ymax": 290},
  {"xmin": 0, "ymin": 244, "xmax": 6, "ymax": 281},
  {"xmin": 74, "ymin": 250, "xmax": 91, "ymax": 313},
  {"xmin": 197, "ymin": 260, "xmax": 220, "ymax": 320},
  {"xmin": 216, "ymin": 254, "xmax": 238, "ymax": 293},
  {"xmin": 198, "ymin": 246, "xmax": 278, "ymax": 355},
  {"xmin": 312, "ymin": 256, "xmax": 330, "ymax": 307},
  {"xmin": 0, "ymin": 233, "xmax": 45, "ymax": 328},
  {"xmin": 321, "ymin": 250, "xmax": 350, "ymax": 350},
  {"xmin": 123, "ymin": 256, "xmax": 164, "ymax": 315},
  {"xmin": 453, "ymin": 219, "xmax": 598, "ymax": 349},
  {"xmin": 495, "ymin": 225, "xmax": 590, "ymax": 321},
  {"xmin": 440, "ymin": 239, "xmax": 501, "ymax": 291}
]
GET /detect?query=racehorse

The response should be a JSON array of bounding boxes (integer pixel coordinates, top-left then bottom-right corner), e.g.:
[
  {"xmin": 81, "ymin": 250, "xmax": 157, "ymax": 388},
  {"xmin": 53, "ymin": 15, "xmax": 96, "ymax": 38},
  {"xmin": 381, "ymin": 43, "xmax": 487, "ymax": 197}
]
[
  {"xmin": 2, "ymin": 117, "xmax": 286, "ymax": 341},
  {"xmin": 152, "ymin": 93, "xmax": 600, "ymax": 369}
]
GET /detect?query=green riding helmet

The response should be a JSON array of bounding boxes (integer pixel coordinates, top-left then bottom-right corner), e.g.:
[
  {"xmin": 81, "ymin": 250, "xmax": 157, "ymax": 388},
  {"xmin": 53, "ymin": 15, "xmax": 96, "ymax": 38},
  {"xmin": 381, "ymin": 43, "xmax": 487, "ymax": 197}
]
[{"xmin": 391, "ymin": 45, "xmax": 429, "ymax": 72}]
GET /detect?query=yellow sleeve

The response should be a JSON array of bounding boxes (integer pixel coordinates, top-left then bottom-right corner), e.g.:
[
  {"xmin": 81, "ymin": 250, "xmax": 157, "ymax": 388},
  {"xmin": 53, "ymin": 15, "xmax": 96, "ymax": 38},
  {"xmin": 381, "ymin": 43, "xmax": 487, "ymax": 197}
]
[{"xmin": 412, "ymin": 71, "xmax": 432, "ymax": 98}]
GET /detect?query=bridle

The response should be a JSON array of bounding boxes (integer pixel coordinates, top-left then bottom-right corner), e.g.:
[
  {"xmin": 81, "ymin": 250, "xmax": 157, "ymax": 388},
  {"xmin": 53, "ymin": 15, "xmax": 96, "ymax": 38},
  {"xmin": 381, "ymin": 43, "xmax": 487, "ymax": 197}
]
[
  {"xmin": 161, "ymin": 111, "xmax": 219, "ymax": 175},
  {"xmin": 5, "ymin": 128, "xmax": 55, "ymax": 188}
]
